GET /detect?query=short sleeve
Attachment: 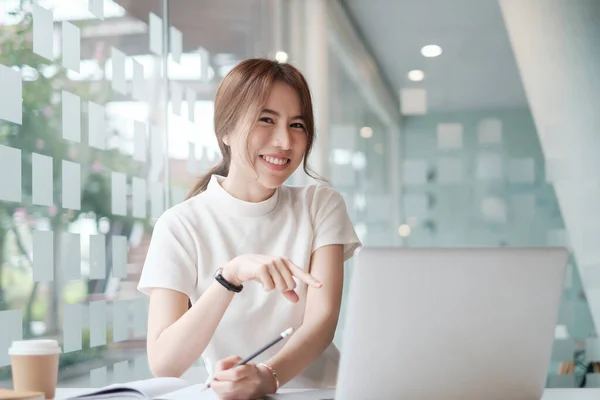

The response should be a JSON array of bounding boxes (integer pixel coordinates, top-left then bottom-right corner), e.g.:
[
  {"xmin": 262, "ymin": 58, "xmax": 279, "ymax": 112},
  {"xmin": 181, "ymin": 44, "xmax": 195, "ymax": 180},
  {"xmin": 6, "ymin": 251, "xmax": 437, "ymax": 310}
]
[
  {"xmin": 311, "ymin": 186, "xmax": 362, "ymax": 261},
  {"xmin": 137, "ymin": 209, "xmax": 198, "ymax": 299}
]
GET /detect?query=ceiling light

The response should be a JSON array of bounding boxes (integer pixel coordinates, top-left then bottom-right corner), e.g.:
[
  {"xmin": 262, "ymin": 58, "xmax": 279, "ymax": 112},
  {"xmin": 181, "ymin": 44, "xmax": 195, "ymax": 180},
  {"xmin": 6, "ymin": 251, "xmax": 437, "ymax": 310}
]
[
  {"xmin": 407, "ymin": 70, "xmax": 425, "ymax": 82},
  {"xmin": 275, "ymin": 51, "xmax": 288, "ymax": 63},
  {"xmin": 398, "ymin": 224, "xmax": 411, "ymax": 237},
  {"xmin": 421, "ymin": 45, "xmax": 442, "ymax": 58},
  {"xmin": 360, "ymin": 126, "xmax": 373, "ymax": 138}
]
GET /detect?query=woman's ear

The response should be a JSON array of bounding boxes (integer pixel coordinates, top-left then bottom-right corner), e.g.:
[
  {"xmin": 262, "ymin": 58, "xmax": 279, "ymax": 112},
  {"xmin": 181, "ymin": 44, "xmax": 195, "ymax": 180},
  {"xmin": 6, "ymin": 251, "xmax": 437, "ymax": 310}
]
[{"xmin": 222, "ymin": 134, "xmax": 229, "ymax": 146}]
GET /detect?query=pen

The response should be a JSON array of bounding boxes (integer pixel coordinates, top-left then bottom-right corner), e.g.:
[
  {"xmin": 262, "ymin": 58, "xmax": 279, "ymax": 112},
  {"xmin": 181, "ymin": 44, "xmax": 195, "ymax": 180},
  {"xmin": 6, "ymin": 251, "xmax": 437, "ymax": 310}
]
[{"xmin": 202, "ymin": 327, "xmax": 295, "ymax": 391}]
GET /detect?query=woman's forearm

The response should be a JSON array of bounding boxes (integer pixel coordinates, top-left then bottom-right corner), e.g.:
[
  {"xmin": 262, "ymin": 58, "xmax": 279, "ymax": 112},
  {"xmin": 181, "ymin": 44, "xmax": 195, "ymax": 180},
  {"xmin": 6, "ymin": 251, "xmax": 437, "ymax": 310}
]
[
  {"xmin": 265, "ymin": 316, "xmax": 338, "ymax": 390},
  {"xmin": 148, "ymin": 281, "xmax": 235, "ymax": 377}
]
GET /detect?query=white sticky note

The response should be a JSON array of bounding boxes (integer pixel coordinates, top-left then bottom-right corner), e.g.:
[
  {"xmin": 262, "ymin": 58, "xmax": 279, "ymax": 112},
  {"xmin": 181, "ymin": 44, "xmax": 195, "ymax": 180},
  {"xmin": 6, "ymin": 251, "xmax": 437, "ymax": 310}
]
[
  {"xmin": 133, "ymin": 121, "xmax": 147, "ymax": 162},
  {"xmin": 187, "ymin": 142, "xmax": 197, "ymax": 174},
  {"xmin": 62, "ymin": 303, "xmax": 83, "ymax": 352},
  {"xmin": 199, "ymin": 47, "xmax": 210, "ymax": 82},
  {"xmin": 186, "ymin": 87, "xmax": 196, "ymax": 122},
  {"xmin": 62, "ymin": 160, "xmax": 81, "ymax": 210},
  {"xmin": 111, "ymin": 47, "xmax": 127, "ymax": 95},
  {"xmin": 365, "ymin": 195, "xmax": 391, "ymax": 222},
  {"xmin": 508, "ymin": 158, "xmax": 535, "ymax": 183},
  {"xmin": 402, "ymin": 160, "xmax": 428, "ymax": 184},
  {"xmin": 151, "ymin": 182, "xmax": 164, "ymax": 219},
  {"xmin": 0, "ymin": 145, "xmax": 21, "ymax": 202},
  {"xmin": 437, "ymin": 123, "xmax": 463, "ymax": 149},
  {"xmin": 171, "ymin": 81, "xmax": 182, "ymax": 115},
  {"xmin": 62, "ymin": 21, "xmax": 80, "ymax": 72},
  {"xmin": 113, "ymin": 361, "xmax": 130, "ymax": 383},
  {"xmin": 32, "ymin": 4, "xmax": 53, "ymax": 60},
  {"xmin": 132, "ymin": 298, "xmax": 148, "ymax": 337},
  {"xmin": 476, "ymin": 153, "xmax": 503, "ymax": 180},
  {"xmin": 330, "ymin": 124, "xmax": 357, "ymax": 151},
  {"xmin": 478, "ymin": 118, "xmax": 503, "ymax": 144},
  {"xmin": 88, "ymin": 102, "xmax": 106, "ymax": 150},
  {"xmin": 90, "ymin": 300, "xmax": 107, "ymax": 347},
  {"xmin": 89, "ymin": 0, "xmax": 104, "ymax": 20},
  {"xmin": 32, "ymin": 153, "xmax": 53, "ymax": 206},
  {"xmin": 510, "ymin": 194, "xmax": 536, "ymax": 220},
  {"xmin": 400, "ymin": 88, "xmax": 427, "ymax": 115},
  {"xmin": 403, "ymin": 194, "xmax": 429, "ymax": 218},
  {"xmin": 62, "ymin": 90, "xmax": 81, "ymax": 142},
  {"xmin": 481, "ymin": 197, "xmax": 507, "ymax": 223},
  {"xmin": 90, "ymin": 366, "xmax": 108, "ymax": 388},
  {"xmin": 89, "ymin": 234, "xmax": 106, "ymax": 280},
  {"xmin": 0, "ymin": 310, "xmax": 23, "ymax": 367},
  {"xmin": 170, "ymin": 26, "xmax": 182, "ymax": 63},
  {"xmin": 437, "ymin": 158, "xmax": 463, "ymax": 184},
  {"xmin": 33, "ymin": 230, "xmax": 54, "ymax": 282},
  {"xmin": 149, "ymin": 13, "xmax": 163, "ymax": 56},
  {"xmin": 132, "ymin": 177, "xmax": 147, "ymax": 219},
  {"xmin": 62, "ymin": 232, "xmax": 81, "ymax": 281},
  {"xmin": 111, "ymin": 172, "xmax": 127, "ymax": 216},
  {"xmin": 0, "ymin": 64, "xmax": 22, "ymax": 125},
  {"xmin": 111, "ymin": 235, "xmax": 127, "ymax": 278},
  {"xmin": 112, "ymin": 300, "xmax": 129, "ymax": 342},
  {"xmin": 150, "ymin": 125, "xmax": 164, "ymax": 174},
  {"xmin": 132, "ymin": 59, "xmax": 145, "ymax": 101}
]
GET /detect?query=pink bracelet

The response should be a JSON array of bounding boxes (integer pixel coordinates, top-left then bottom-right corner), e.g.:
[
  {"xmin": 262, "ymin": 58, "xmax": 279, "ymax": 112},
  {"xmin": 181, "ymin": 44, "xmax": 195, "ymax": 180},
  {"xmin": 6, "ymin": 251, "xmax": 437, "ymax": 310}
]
[{"xmin": 259, "ymin": 363, "xmax": 280, "ymax": 393}]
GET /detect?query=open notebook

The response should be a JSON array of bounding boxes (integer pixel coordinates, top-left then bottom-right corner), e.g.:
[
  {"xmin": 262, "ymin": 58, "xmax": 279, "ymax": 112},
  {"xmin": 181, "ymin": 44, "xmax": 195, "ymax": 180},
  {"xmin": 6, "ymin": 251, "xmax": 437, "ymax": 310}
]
[
  {"xmin": 62, "ymin": 377, "xmax": 216, "ymax": 400},
  {"xmin": 61, "ymin": 377, "xmax": 334, "ymax": 400}
]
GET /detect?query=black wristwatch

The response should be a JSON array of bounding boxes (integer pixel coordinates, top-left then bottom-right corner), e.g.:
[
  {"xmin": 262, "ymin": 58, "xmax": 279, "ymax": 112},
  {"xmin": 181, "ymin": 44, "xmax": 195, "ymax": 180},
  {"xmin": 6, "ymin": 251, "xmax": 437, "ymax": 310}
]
[{"xmin": 214, "ymin": 268, "xmax": 244, "ymax": 293}]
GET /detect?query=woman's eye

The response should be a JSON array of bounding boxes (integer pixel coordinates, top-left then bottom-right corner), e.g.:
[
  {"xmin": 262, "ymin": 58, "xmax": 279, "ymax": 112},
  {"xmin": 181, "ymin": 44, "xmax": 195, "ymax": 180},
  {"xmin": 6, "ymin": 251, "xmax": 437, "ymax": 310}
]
[
  {"xmin": 290, "ymin": 122, "xmax": 305, "ymax": 130},
  {"xmin": 259, "ymin": 117, "xmax": 274, "ymax": 124}
]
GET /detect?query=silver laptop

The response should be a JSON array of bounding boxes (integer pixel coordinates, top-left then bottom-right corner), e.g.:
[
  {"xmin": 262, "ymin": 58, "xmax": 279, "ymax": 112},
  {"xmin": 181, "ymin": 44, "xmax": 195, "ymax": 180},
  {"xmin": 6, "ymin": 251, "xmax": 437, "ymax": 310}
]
[{"xmin": 334, "ymin": 247, "xmax": 568, "ymax": 400}]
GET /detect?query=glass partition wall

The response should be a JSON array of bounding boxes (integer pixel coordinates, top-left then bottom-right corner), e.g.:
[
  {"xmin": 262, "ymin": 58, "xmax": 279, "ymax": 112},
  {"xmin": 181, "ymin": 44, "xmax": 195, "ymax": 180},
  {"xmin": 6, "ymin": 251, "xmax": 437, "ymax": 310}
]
[{"xmin": 0, "ymin": 0, "xmax": 400, "ymax": 387}]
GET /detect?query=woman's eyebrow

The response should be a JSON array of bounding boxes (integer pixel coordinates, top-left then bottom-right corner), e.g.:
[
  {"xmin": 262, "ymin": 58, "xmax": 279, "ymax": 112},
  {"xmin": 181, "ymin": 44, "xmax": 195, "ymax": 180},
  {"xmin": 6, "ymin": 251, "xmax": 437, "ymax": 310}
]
[{"xmin": 262, "ymin": 108, "xmax": 304, "ymax": 120}]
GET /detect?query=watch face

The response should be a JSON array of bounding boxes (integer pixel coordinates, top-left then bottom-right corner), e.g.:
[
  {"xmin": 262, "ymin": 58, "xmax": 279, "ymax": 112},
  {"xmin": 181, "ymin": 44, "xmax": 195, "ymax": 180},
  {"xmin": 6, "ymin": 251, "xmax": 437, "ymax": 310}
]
[{"xmin": 213, "ymin": 267, "xmax": 223, "ymax": 278}]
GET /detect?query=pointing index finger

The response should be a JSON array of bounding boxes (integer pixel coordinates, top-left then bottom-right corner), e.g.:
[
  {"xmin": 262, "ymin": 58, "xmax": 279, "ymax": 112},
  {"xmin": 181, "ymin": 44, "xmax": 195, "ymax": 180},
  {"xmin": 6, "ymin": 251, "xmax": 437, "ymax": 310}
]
[{"xmin": 285, "ymin": 259, "xmax": 322, "ymax": 288}]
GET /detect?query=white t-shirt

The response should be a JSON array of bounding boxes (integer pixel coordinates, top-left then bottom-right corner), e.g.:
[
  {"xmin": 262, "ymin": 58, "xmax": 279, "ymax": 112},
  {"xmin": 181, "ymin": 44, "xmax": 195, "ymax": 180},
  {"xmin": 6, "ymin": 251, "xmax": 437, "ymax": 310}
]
[{"xmin": 137, "ymin": 174, "xmax": 361, "ymax": 389}]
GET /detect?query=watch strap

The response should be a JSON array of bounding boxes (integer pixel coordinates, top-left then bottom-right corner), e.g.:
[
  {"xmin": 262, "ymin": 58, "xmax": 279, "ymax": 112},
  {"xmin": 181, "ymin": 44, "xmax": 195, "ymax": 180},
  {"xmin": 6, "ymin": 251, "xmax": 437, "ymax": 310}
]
[{"xmin": 215, "ymin": 269, "xmax": 243, "ymax": 293}]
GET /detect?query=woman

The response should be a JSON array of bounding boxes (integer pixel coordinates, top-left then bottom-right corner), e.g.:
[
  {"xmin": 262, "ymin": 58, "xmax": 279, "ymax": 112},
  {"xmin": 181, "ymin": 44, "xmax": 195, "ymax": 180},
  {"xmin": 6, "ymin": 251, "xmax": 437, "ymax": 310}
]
[{"xmin": 137, "ymin": 58, "xmax": 361, "ymax": 399}]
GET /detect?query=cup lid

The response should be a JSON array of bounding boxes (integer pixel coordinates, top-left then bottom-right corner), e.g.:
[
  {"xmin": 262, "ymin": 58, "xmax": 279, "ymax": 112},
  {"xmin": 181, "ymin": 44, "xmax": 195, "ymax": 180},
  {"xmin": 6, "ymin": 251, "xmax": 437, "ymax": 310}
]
[{"xmin": 8, "ymin": 339, "xmax": 62, "ymax": 355}]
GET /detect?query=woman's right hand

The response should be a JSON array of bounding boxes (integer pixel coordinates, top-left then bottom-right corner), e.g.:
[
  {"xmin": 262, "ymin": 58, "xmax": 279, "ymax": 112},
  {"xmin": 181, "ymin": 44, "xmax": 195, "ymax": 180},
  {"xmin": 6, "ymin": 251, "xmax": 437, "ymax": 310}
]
[{"xmin": 221, "ymin": 255, "xmax": 322, "ymax": 303}]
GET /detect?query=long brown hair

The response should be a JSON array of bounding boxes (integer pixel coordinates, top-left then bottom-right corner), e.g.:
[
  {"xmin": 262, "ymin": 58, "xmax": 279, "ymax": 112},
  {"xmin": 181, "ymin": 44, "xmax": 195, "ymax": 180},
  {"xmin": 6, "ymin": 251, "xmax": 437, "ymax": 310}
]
[{"xmin": 185, "ymin": 58, "xmax": 319, "ymax": 199}]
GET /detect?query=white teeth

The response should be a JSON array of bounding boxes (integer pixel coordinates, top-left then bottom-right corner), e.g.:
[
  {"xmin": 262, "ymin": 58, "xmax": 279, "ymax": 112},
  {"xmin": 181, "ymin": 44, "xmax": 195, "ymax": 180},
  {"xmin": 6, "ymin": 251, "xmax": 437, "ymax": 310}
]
[{"xmin": 262, "ymin": 156, "xmax": 288, "ymax": 166}]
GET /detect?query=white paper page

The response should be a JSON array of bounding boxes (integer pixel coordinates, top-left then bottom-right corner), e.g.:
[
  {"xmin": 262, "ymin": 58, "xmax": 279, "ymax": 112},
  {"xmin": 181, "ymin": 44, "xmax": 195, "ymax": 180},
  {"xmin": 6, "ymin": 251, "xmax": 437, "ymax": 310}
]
[
  {"xmin": 74, "ymin": 378, "xmax": 190, "ymax": 400},
  {"xmin": 159, "ymin": 384, "xmax": 217, "ymax": 400},
  {"xmin": 122, "ymin": 378, "xmax": 190, "ymax": 398},
  {"xmin": 266, "ymin": 389, "xmax": 335, "ymax": 399}
]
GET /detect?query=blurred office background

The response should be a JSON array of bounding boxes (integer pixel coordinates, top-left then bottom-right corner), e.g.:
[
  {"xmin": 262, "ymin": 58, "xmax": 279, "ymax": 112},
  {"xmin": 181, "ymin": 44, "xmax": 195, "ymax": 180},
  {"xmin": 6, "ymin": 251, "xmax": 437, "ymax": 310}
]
[{"xmin": 0, "ymin": 0, "xmax": 599, "ymax": 389}]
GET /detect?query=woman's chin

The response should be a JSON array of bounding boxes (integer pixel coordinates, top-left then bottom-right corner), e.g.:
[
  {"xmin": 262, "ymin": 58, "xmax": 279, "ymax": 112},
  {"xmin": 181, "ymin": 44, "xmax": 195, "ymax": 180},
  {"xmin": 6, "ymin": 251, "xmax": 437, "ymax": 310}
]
[{"xmin": 258, "ymin": 175, "xmax": 289, "ymax": 189}]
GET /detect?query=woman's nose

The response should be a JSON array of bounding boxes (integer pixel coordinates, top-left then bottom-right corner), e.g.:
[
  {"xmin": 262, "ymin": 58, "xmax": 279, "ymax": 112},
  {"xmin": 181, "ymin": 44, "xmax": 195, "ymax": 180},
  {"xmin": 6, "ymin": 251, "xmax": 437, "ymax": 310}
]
[{"xmin": 272, "ymin": 126, "xmax": 292, "ymax": 149}]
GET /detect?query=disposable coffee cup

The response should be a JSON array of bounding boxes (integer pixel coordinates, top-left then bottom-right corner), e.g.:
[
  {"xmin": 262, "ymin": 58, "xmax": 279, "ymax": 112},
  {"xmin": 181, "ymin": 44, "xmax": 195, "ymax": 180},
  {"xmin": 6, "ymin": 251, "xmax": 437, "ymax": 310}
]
[{"xmin": 9, "ymin": 340, "xmax": 62, "ymax": 399}]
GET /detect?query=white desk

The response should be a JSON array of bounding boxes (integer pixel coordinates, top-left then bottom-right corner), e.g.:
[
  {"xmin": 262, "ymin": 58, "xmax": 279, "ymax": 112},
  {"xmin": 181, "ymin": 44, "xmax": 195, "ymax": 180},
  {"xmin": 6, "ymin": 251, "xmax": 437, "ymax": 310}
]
[{"xmin": 55, "ymin": 387, "xmax": 600, "ymax": 399}]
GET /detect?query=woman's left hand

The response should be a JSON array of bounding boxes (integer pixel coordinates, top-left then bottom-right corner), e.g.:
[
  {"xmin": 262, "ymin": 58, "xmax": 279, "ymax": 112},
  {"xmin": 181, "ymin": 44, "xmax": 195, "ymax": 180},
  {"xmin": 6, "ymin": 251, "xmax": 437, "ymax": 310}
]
[{"xmin": 211, "ymin": 356, "xmax": 270, "ymax": 399}]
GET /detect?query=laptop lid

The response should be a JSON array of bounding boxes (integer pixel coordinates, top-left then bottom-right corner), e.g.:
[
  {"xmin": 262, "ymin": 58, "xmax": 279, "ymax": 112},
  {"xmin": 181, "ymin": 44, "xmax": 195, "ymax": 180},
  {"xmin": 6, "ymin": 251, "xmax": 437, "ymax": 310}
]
[{"xmin": 336, "ymin": 247, "xmax": 568, "ymax": 400}]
